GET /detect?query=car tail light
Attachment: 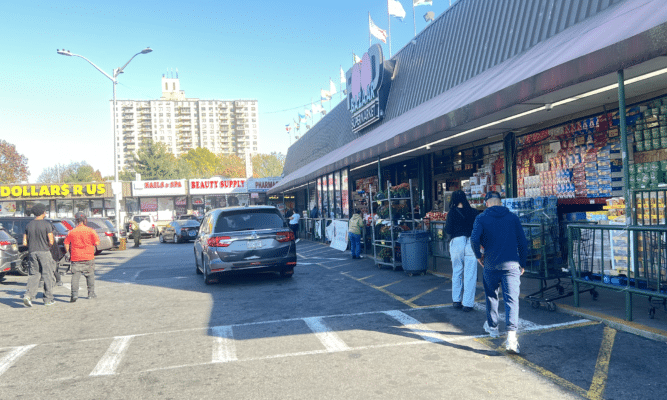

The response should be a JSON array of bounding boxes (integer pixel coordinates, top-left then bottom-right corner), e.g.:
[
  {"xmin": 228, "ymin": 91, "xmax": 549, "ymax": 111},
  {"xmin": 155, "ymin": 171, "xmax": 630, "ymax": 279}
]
[
  {"xmin": 208, "ymin": 236, "xmax": 232, "ymax": 247},
  {"xmin": 105, "ymin": 232, "xmax": 114, "ymax": 237},
  {"xmin": 276, "ymin": 231, "xmax": 295, "ymax": 242},
  {"xmin": 0, "ymin": 241, "xmax": 11, "ymax": 250},
  {"xmin": 54, "ymin": 234, "xmax": 66, "ymax": 241}
]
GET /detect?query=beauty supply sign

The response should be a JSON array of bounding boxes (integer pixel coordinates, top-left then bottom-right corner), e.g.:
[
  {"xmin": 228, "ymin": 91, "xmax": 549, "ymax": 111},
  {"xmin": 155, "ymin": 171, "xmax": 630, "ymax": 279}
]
[
  {"xmin": 132, "ymin": 180, "xmax": 187, "ymax": 197},
  {"xmin": 346, "ymin": 44, "xmax": 395, "ymax": 132},
  {"xmin": 189, "ymin": 178, "xmax": 247, "ymax": 194}
]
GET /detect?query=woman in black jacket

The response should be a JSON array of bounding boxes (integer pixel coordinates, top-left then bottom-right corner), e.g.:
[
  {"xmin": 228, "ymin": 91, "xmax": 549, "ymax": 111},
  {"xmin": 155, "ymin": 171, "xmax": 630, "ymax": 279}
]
[{"xmin": 444, "ymin": 190, "xmax": 479, "ymax": 312}]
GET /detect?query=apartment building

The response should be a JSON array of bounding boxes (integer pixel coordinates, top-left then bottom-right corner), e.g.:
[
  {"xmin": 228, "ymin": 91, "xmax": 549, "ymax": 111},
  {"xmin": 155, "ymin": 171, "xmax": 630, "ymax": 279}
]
[{"xmin": 111, "ymin": 74, "xmax": 259, "ymax": 171}]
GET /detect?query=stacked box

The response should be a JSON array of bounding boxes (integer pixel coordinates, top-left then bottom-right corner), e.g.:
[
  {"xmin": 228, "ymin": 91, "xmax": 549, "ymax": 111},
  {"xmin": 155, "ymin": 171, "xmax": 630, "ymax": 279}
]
[
  {"xmin": 597, "ymin": 145, "xmax": 612, "ymax": 197},
  {"xmin": 584, "ymin": 150, "xmax": 599, "ymax": 197}
]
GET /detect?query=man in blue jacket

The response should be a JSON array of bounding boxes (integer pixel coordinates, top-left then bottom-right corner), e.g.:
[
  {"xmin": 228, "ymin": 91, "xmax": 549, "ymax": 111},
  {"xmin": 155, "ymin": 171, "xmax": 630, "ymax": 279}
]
[{"xmin": 470, "ymin": 191, "xmax": 528, "ymax": 354}]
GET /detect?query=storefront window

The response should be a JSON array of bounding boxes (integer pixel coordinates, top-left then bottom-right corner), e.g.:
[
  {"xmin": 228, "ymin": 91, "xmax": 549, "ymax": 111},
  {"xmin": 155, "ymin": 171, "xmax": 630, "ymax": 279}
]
[
  {"xmin": 125, "ymin": 198, "xmax": 140, "ymax": 215},
  {"xmin": 309, "ymin": 182, "xmax": 317, "ymax": 213},
  {"xmin": 140, "ymin": 198, "xmax": 158, "ymax": 213},
  {"xmin": 175, "ymin": 196, "xmax": 187, "ymax": 216},
  {"xmin": 0, "ymin": 201, "xmax": 19, "ymax": 216},
  {"xmin": 191, "ymin": 196, "xmax": 205, "ymax": 216},
  {"xmin": 334, "ymin": 171, "xmax": 341, "ymax": 219},
  {"xmin": 91, "ymin": 199, "xmax": 104, "ymax": 217},
  {"xmin": 157, "ymin": 198, "xmax": 174, "ymax": 221},
  {"xmin": 327, "ymin": 173, "xmax": 334, "ymax": 219},
  {"xmin": 317, "ymin": 178, "xmax": 323, "ymax": 217},
  {"xmin": 341, "ymin": 169, "xmax": 349, "ymax": 219},
  {"xmin": 104, "ymin": 198, "xmax": 115, "ymax": 217},
  {"xmin": 25, "ymin": 200, "xmax": 50, "ymax": 217},
  {"xmin": 73, "ymin": 199, "xmax": 89, "ymax": 216}
]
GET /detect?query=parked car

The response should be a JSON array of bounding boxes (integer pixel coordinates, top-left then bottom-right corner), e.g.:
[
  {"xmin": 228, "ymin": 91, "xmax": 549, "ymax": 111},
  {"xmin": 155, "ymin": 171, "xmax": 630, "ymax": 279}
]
[
  {"xmin": 126, "ymin": 214, "xmax": 158, "ymax": 238},
  {"xmin": 89, "ymin": 217, "xmax": 120, "ymax": 248},
  {"xmin": 194, "ymin": 206, "xmax": 297, "ymax": 285},
  {"xmin": 0, "ymin": 216, "xmax": 33, "ymax": 275},
  {"xmin": 160, "ymin": 219, "xmax": 201, "ymax": 243},
  {"xmin": 84, "ymin": 219, "xmax": 114, "ymax": 254},
  {"xmin": 0, "ymin": 228, "xmax": 20, "ymax": 281}
]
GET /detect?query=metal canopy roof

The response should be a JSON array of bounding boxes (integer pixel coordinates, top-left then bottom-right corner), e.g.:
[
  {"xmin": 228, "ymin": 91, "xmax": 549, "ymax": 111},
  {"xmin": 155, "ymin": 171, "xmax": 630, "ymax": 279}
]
[{"xmin": 271, "ymin": 0, "xmax": 667, "ymax": 194}]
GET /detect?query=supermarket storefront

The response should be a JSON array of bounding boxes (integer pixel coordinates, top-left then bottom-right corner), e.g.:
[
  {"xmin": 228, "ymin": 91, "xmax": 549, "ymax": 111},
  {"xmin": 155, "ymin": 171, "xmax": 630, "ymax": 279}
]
[{"xmin": 0, "ymin": 182, "xmax": 113, "ymax": 217}]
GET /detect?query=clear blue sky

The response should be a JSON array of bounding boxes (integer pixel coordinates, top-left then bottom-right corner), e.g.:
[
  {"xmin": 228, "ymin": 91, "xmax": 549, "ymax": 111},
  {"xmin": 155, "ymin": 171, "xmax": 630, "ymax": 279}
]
[{"xmin": 1, "ymin": 0, "xmax": 456, "ymax": 181}]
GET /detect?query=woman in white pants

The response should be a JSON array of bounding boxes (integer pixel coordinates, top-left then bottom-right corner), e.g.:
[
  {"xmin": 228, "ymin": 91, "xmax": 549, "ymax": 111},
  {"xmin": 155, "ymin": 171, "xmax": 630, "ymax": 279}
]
[{"xmin": 444, "ymin": 190, "xmax": 480, "ymax": 312}]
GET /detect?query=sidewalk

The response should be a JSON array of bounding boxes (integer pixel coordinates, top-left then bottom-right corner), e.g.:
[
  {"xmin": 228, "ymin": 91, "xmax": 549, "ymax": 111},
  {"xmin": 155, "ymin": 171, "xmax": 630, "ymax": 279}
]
[{"xmin": 426, "ymin": 253, "xmax": 667, "ymax": 342}]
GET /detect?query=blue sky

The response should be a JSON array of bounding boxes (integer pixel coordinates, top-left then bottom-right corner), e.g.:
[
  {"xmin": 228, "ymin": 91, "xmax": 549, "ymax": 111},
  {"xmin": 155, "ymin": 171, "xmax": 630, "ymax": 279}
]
[{"xmin": 1, "ymin": 0, "xmax": 456, "ymax": 180}]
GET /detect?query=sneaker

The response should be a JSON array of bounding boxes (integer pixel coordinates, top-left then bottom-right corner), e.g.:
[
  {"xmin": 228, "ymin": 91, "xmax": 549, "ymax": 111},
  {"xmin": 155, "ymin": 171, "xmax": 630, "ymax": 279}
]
[
  {"xmin": 483, "ymin": 321, "xmax": 499, "ymax": 338},
  {"xmin": 44, "ymin": 300, "xmax": 55, "ymax": 306},
  {"xmin": 505, "ymin": 332, "xmax": 520, "ymax": 354},
  {"xmin": 462, "ymin": 306, "xmax": 473, "ymax": 312},
  {"xmin": 70, "ymin": 297, "xmax": 78, "ymax": 303},
  {"xmin": 56, "ymin": 281, "xmax": 64, "ymax": 287},
  {"xmin": 88, "ymin": 293, "xmax": 97, "ymax": 299},
  {"xmin": 23, "ymin": 296, "xmax": 32, "ymax": 307},
  {"xmin": 295, "ymin": 239, "xmax": 300, "ymax": 243},
  {"xmin": 452, "ymin": 302, "xmax": 463, "ymax": 309}
]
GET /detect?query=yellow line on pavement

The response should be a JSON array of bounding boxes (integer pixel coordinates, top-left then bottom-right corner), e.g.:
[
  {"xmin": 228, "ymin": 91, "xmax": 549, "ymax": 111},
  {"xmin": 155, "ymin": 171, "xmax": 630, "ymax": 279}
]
[
  {"xmin": 378, "ymin": 280, "xmax": 403, "ymax": 289},
  {"xmin": 557, "ymin": 303, "xmax": 667, "ymax": 340},
  {"xmin": 587, "ymin": 326, "xmax": 617, "ymax": 400},
  {"xmin": 475, "ymin": 337, "xmax": 588, "ymax": 398},
  {"xmin": 341, "ymin": 272, "xmax": 417, "ymax": 308},
  {"xmin": 406, "ymin": 286, "xmax": 440, "ymax": 303}
]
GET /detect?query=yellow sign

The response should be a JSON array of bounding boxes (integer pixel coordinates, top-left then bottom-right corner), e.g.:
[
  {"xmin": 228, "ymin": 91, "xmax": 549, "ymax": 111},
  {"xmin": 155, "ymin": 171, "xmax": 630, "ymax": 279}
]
[{"xmin": 0, "ymin": 183, "xmax": 107, "ymax": 199}]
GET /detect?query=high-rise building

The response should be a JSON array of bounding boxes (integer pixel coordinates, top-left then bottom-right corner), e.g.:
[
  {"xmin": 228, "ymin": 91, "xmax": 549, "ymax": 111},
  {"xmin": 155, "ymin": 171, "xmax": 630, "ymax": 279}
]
[{"xmin": 110, "ymin": 73, "xmax": 259, "ymax": 171}]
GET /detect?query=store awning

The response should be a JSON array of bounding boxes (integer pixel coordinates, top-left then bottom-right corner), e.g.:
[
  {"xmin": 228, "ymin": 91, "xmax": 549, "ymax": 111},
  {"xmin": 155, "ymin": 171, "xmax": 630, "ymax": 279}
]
[{"xmin": 270, "ymin": 0, "xmax": 667, "ymax": 194}]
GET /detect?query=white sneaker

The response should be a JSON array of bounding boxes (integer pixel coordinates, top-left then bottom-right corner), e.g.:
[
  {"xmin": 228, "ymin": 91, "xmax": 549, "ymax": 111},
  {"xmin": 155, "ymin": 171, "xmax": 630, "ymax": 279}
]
[
  {"xmin": 505, "ymin": 331, "xmax": 520, "ymax": 354},
  {"xmin": 295, "ymin": 239, "xmax": 300, "ymax": 243},
  {"xmin": 483, "ymin": 321, "xmax": 499, "ymax": 338}
]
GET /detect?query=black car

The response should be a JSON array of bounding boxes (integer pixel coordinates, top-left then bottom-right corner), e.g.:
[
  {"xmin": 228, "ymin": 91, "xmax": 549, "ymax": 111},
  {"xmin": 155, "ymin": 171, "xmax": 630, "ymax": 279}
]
[
  {"xmin": 0, "ymin": 228, "xmax": 20, "ymax": 281},
  {"xmin": 160, "ymin": 219, "xmax": 201, "ymax": 243},
  {"xmin": 193, "ymin": 206, "xmax": 297, "ymax": 285},
  {"xmin": 0, "ymin": 216, "xmax": 66, "ymax": 276}
]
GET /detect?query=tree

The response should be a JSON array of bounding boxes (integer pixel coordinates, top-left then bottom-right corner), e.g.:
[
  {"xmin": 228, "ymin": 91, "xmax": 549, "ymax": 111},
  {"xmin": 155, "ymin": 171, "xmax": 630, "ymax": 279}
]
[
  {"xmin": 251, "ymin": 152, "xmax": 285, "ymax": 178},
  {"xmin": 130, "ymin": 140, "xmax": 178, "ymax": 180},
  {"xmin": 0, "ymin": 140, "xmax": 29, "ymax": 183},
  {"xmin": 179, "ymin": 148, "xmax": 219, "ymax": 179},
  {"xmin": 118, "ymin": 169, "xmax": 135, "ymax": 181},
  {"xmin": 37, "ymin": 161, "xmax": 103, "ymax": 183},
  {"xmin": 215, "ymin": 154, "xmax": 245, "ymax": 178}
]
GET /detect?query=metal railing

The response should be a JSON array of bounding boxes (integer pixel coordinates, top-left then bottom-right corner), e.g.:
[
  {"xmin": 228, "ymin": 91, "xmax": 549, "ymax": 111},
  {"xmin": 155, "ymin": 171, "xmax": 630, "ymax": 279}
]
[{"xmin": 568, "ymin": 223, "xmax": 667, "ymax": 321}]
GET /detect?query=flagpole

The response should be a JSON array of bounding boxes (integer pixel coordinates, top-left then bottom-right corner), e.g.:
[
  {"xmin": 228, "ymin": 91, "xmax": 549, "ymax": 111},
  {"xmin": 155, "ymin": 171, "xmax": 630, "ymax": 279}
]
[
  {"xmin": 387, "ymin": 0, "xmax": 392, "ymax": 57},
  {"xmin": 412, "ymin": 2, "xmax": 416, "ymax": 37},
  {"xmin": 368, "ymin": 12, "xmax": 371, "ymax": 47},
  {"xmin": 340, "ymin": 65, "xmax": 343, "ymax": 101}
]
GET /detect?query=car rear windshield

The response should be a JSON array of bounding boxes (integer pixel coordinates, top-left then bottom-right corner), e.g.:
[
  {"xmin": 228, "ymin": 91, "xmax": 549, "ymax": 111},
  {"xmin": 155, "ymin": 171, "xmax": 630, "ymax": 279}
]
[
  {"xmin": 0, "ymin": 229, "xmax": 13, "ymax": 242},
  {"xmin": 214, "ymin": 209, "xmax": 285, "ymax": 233},
  {"xmin": 51, "ymin": 222, "xmax": 69, "ymax": 235},
  {"xmin": 132, "ymin": 216, "xmax": 150, "ymax": 222},
  {"xmin": 180, "ymin": 220, "xmax": 200, "ymax": 227}
]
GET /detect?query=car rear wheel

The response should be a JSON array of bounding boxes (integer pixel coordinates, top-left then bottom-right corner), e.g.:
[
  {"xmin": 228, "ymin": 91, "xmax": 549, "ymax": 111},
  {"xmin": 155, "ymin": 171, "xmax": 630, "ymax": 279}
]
[
  {"xmin": 159, "ymin": 234, "xmax": 165, "ymax": 243},
  {"xmin": 195, "ymin": 251, "xmax": 203, "ymax": 275},
  {"xmin": 173, "ymin": 234, "xmax": 179, "ymax": 244},
  {"xmin": 16, "ymin": 254, "xmax": 30, "ymax": 276}
]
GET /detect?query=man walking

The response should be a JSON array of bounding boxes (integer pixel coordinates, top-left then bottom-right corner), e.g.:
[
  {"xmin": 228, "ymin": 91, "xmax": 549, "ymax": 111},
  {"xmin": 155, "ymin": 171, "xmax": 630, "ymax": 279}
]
[
  {"xmin": 470, "ymin": 191, "xmax": 528, "ymax": 354},
  {"xmin": 64, "ymin": 212, "xmax": 100, "ymax": 302},
  {"xmin": 23, "ymin": 204, "xmax": 57, "ymax": 307}
]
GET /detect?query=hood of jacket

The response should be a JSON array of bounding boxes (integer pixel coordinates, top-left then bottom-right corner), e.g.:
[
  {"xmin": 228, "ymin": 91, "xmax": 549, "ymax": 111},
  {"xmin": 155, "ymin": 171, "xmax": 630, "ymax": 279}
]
[{"xmin": 482, "ymin": 205, "xmax": 510, "ymax": 218}]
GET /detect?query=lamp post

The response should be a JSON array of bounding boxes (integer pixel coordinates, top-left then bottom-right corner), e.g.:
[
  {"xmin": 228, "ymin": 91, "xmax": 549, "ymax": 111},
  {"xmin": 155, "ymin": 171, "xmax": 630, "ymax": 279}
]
[{"xmin": 56, "ymin": 47, "xmax": 152, "ymax": 236}]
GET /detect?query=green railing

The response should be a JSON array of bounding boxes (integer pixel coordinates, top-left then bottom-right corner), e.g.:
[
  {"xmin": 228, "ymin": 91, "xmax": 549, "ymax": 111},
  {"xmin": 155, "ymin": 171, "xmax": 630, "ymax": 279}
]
[{"xmin": 568, "ymin": 223, "xmax": 667, "ymax": 321}]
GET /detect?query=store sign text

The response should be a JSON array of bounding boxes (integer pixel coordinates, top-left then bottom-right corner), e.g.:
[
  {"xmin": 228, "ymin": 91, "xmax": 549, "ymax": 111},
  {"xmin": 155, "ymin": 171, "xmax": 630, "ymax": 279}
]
[
  {"xmin": 144, "ymin": 181, "xmax": 182, "ymax": 189},
  {"xmin": 0, "ymin": 184, "xmax": 106, "ymax": 198},
  {"xmin": 346, "ymin": 44, "xmax": 392, "ymax": 132},
  {"xmin": 255, "ymin": 181, "xmax": 278, "ymax": 189},
  {"xmin": 191, "ymin": 179, "xmax": 245, "ymax": 189},
  {"xmin": 351, "ymin": 100, "xmax": 380, "ymax": 131}
]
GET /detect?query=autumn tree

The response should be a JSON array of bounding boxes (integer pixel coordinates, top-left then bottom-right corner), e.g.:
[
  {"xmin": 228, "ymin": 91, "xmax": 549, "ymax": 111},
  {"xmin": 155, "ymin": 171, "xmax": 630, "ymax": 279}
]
[
  {"xmin": 130, "ymin": 140, "xmax": 178, "ymax": 180},
  {"xmin": 0, "ymin": 140, "xmax": 29, "ymax": 183},
  {"xmin": 251, "ymin": 152, "xmax": 285, "ymax": 178},
  {"xmin": 179, "ymin": 148, "xmax": 219, "ymax": 179},
  {"xmin": 215, "ymin": 154, "xmax": 245, "ymax": 178}
]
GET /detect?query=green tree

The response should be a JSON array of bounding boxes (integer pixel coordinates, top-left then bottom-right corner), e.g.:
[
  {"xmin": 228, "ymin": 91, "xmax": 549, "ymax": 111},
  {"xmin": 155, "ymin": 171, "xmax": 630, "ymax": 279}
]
[
  {"xmin": 118, "ymin": 169, "xmax": 135, "ymax": 181},
  {"xmin": 130, "ymin": 140, "xmax": 177, "ymax": 180},
  {"xmin": 251, "ymin": 152, "xmax": 285, "ymax": 178},
  {"xmin": 179, "ymin": 148, "xmax": 219, "ymax": 179},
  {"xmin": 0, "ymin": 140, "xmax": 29, "ymax": 183},
  {"xmin": 215, "ymin": 154, "xmax": 245, "ymax": 178}
]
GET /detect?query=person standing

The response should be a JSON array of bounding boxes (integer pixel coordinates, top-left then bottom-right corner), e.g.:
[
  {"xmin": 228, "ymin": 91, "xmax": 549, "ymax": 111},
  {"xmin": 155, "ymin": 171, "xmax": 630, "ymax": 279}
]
[
  {"xmin": 22, "ymin": 204, "xmax": 57, "ymax": 307},
  {"xmin": 64, "ymin": 212, "xmax": 100, "ymax": 302},
  {"xmin": 470, "ymin": 191, "xmax": 528, "ymax": 354},
  {"xmin": 444, "ymin": 190, "xmax": 479, "ymax": 312},
  {"xmin": 289, "ymin": 209, "xmax": 300, "ymax": 242},
  {"xmin": 348, "ymin": 209, "xmax": 365, "ymax": 259},
  {"xmin": 130, "ymin": 219, "xmax": 141, "ymax": 248}
]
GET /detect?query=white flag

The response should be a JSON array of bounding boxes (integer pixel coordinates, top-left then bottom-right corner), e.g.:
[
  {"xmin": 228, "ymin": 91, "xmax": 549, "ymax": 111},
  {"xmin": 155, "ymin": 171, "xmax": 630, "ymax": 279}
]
[
  {"xmin": 413, "ymin": 0, "xmax": 433, "ymax": 6},
  {"xmin": 389, "ymin": 0, "xmax": 406, "ymax": 21},
  {"xmin": 305, "ymin": 108, "xmax": 311, "ymax": 118},
  {"xmin": 353, "ymin": 53, "xmax": 362, "ymax": 63},
  {"xmin": 340, "ymin": 66, "xmax": 346, "ymax": 84},
  {"xmin": 369, "ymin": 15, "xmax": 387, "ymax": 43},
  {"xmin": 321, "ymin": 89, "xmax": 331, "ymax": 101},
  {"xmin": 329, "ymin": 79, "xmax": 337, "ymax": 95}
]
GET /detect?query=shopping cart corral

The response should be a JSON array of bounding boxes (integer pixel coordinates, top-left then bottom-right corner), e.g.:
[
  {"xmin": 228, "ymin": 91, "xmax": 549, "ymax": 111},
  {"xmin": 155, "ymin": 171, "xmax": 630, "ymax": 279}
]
[
  {"xmin": 522, "ymin": 221, "xmax": 598, "ymax": 311},
  {"xmin": 568, "ymin": 223, "xmax": 667, "ymax": 321}
]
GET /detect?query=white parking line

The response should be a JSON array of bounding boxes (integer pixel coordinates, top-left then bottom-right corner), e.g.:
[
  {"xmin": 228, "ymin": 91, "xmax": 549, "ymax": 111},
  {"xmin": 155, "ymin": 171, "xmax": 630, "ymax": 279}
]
[
  {"xmin": 0, "ymin": 345, "xmax": 36, "ymax": 377},
  {"xmin": 303, "ymin": 317, "xmax": 350, "ymax": 352},
  {"xmin": 90, "ymin": 335, "xmax": 134, "ymax": 376},
  {"xmin": 383, "ymin": 310, "xmax": 448, "ymax": 343},
  {"xmin": 210, "ymin": 326, "xmax": 237, "ymax": 363}
]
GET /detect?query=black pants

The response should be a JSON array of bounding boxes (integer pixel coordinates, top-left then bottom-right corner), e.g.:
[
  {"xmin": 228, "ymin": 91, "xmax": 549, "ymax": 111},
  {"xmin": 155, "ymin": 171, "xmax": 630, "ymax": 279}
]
[{"xmin": 290, "ymin": 223, "xmax": 299, "ymax": 238}]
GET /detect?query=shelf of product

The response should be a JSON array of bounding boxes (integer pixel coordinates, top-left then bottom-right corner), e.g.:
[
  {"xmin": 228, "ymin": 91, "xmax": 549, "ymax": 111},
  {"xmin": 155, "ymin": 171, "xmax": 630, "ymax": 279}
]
[{"xmin": 370, "ymin": 180, "xmax": 418, "ymax": 271}]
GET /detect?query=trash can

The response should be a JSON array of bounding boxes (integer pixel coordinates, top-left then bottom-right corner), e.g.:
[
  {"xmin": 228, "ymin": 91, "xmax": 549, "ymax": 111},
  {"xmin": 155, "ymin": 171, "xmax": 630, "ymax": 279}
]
[{"xmin": 397, "ymin": 230, "xmax": 430, "ymax": 275}]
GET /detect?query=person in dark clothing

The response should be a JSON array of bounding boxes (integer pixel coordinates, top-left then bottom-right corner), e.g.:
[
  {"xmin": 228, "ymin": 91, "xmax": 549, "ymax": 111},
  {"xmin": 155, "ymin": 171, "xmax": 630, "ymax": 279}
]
[
  {"xmin": 444, "ymin": 190, "xmax": 479, "ymax": 312},
  {"xmin": 23, "ymin": 204, "xmax": 57, "ymax": 307},
  {"xmin": 470, "ymin": 191, "xmax": 528, "ymax": 354},
  {"xmin": 310, "ymin": 206, "xmax": 319, "ymax": 219}
]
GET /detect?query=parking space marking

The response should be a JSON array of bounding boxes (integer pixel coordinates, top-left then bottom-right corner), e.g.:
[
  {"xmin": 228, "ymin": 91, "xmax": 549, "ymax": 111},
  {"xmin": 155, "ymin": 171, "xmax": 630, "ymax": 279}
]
[
  {"xmin": 587, "ymin": 326, "xmax": 616, "ymax": 400},
  {"xmin": 406, "ymin": 286, "xmax": 441, "ymax": 303},
  {"xmin": 210, "ymin": 326, "xmax": 237, "ymax": 363},
  {"xmin": 383, "ymin": 310, "xmax": 446, "ymax": 343},
  {"xmin": 90, "ymin": 335, "xmax": 134, "ymax": 376},
  {"xmin": 303, "ymin": 317, "xmax": 350, "ymax": 352},
  {"xmin": 341, "ymin": 271, "xmax": 442, "ymax": 308},
  {"xmin": 0, "ymin": 345, "xmax": 36, "ymax": 377},
  {"xmin": 378, "ymin": 280, "xmax": 403, "ymax": 289}
]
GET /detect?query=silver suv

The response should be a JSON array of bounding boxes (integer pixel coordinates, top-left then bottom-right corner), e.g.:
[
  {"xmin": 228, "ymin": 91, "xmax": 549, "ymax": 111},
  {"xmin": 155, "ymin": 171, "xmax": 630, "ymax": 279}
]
[{"xmin": 194, "ymin": 206, "xmax": 297, "ymax": 285}]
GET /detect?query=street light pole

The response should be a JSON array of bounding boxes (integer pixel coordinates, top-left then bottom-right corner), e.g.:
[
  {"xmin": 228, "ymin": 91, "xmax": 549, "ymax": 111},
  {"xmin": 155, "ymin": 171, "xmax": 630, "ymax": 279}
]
[{"xmin": 56, "ymin": 48, "xmax": 152, "ymax": 237}]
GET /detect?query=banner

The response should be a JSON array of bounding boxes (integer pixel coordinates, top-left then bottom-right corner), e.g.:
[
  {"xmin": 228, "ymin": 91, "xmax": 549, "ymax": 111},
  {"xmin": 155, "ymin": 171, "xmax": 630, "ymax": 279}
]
[{"xmin": 330, "ymin": 220, "xmax": 349, "ymax": 251}]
